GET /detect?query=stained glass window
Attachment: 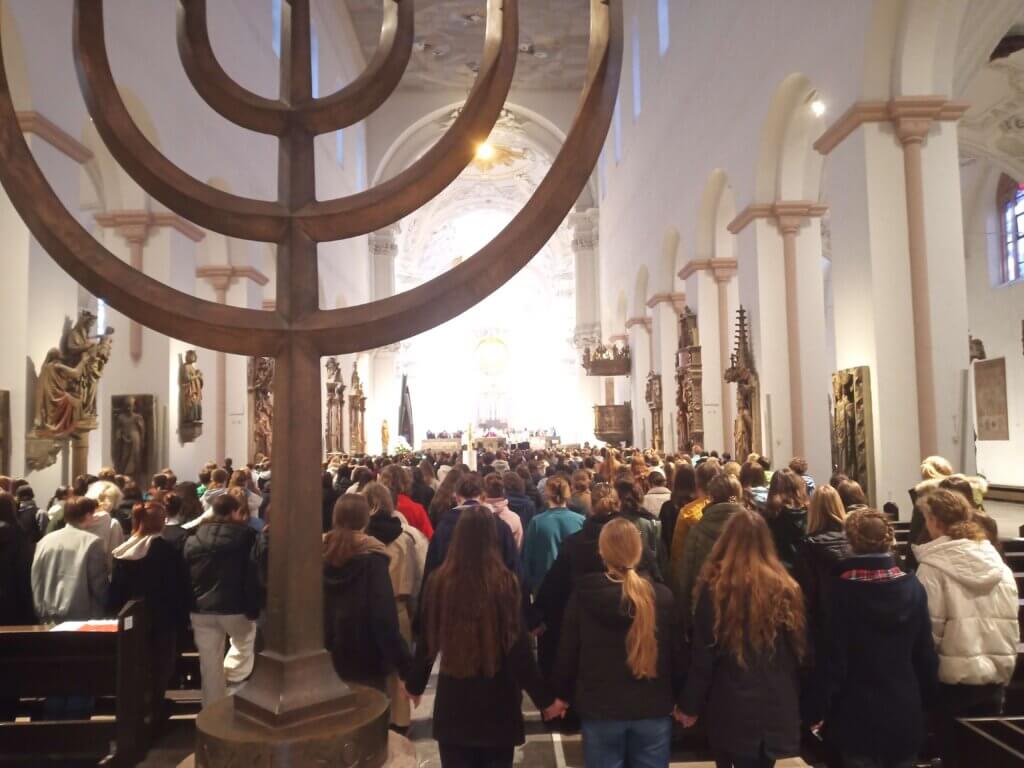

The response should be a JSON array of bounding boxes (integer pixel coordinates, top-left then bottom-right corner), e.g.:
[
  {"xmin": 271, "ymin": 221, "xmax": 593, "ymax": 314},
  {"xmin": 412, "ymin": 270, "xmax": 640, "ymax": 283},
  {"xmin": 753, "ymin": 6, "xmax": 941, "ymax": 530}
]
[{"xmin": 998, "ymin": 174, "xmax": 1024, "ymax": 283}]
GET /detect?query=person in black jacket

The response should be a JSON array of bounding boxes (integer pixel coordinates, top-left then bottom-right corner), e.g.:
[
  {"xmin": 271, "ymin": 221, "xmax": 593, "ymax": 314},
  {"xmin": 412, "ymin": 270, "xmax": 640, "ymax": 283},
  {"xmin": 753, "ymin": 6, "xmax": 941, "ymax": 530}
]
[
  {"xmin": 659, "ymin": 463, "xmax": 697, "ymax": 554},
  {"xmin": 680, "ymin": 509, "xmax": 806, "ymax": 767},
  {"xmin": 183, "ymin": 493, "xmax": 260, "ymax": 707},
  {"xmin": 405, "ymin": 505, "xmax": 560, "ymax": 768},
  {"xmin": 818, "ymin": 508, "xmax": 938, "ymax": 768},
  {"xmin": 323, "ymin": 494, "xmax": 410, "ymax": 693},
  {"xmin": 763, "ymin": 468, "xmax": 809, "ymax": 574},
  {"xmin": 502, "ymin": 470, "xmax": 537, "ymax": 530},
  {"xmin": 554, "ymin": 518, "xmax": 681, "ymax": 768},
  {"xmin": 108, "ymin": 499, "xmax": 191, "ymax": 726},
  {"xmin": 0, "ymin": 491, "xmax": 35, "ymax": 626},
  {"xmin": 793, "ymin": 484, "xmax": 850, "ymax": 724}
]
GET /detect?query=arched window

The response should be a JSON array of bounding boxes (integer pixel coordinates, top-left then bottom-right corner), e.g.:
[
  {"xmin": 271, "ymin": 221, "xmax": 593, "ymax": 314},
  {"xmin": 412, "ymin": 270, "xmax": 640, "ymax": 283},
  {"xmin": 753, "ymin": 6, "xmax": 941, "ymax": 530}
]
[{"xmin": 998, "ymin": 173, "xmax": 1024, "ymax": 283}]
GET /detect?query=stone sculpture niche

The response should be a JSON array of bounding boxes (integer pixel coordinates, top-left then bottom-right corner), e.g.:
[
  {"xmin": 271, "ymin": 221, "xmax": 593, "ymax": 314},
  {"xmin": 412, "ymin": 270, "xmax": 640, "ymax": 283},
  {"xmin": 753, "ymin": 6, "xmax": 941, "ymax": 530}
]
[
  {"xmin": 248, "ymin": 356, "xmax": 274, "ymax": 462},
  {"xmin": 831, "ymin": 366, "xmax": 875, "ymax": 502},
  {"xmin": 349, "ymin": 367, "xmax": 367, "ymax": 456},
  {"xmin": 724, "ymin": 306, "xmax": 761, "ymax": 460},
  {"xmin": 324, "ymin": 357, "xmax": 345, "ymax": 456},
  {"xmin": 111, "ymin": 394, "xmax": 155, "ymax": 487},
  {"xmin": 675, "ymin": 306, "xmax": 703, "ymax": 452},
  {"xmin": 0, "ymin": 0, "xmax": 622, "ymax": 760},
  {"xmin": 179, "ymin": 349, "xmax": 204, "ymax": 443},
  {"xmin": 29, "ymin": 310, "xmax": 114, "ymax": 474},
  {"xmin": 645, "ymin": 372, "xmax": 663, "ymax": 452}
]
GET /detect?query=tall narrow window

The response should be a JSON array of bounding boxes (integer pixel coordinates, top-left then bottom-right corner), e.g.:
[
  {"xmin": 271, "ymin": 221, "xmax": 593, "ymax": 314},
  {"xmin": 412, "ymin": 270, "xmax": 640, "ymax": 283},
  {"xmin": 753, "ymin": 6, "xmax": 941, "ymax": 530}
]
[
  {"xmin": 271, "ymin": 0, "xmax": 282, "ymax": 57},
  {"xmin": 631, "ymin": 15, "xmax": 642, "ymax": 120},
  {"xmin": 613, "ymin": 99, "xmax": 622, "ymax": 162},
  {"xmin": 998, "ymin": 173, "xmax": 1024, "ymax": 283},
  {"xmin": 658, "ymin": 0, "xmax": 670, "ymax": 55}
]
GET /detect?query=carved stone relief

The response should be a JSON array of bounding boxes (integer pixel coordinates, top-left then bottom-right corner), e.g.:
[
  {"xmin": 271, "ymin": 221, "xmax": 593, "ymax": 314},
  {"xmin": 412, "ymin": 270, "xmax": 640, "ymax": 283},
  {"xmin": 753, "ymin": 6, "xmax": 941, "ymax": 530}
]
[
  {"xmin": 179, "ymin": 349, "xmax": 204, "ymax": 443},
  {"xmin": 645, "ymin": 372, "xmax": 663, "ymax": 452},
  {"xmin": 348, "ymin": 368, "xmax": 366, "ymax": 455},
  {"xmin": 831, "ymin": 366, "xmax": 875, "ymax": 502},
  {"xmin": 324, "ymin": 357, "xmax": 345, "ymax": 456},
  {"xmin": 111, "ymin": 394, "xmax": 155, "ymax": 486},
  {"xmin": 975, "ymin": 357, "xmax": 1010, "ymax": 441},
  {"xmin": 675, "ymin": 307, "xmax": 703, "ymax": 452},
  {"xmin": 248, "ymin": 356, "xmax": 275, "ymax": 461},
  {"xmin": 724, "ymin": 307, "xmax": 761, "ymax": 460}
]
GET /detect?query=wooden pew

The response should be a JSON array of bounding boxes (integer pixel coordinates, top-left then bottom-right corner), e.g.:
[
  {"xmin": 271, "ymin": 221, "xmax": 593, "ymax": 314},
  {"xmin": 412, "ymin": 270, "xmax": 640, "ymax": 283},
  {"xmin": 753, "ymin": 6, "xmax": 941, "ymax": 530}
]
[
  {"xmin": 954, "ymin": 716, "xmax": 1024, "ymax": 767},
  {"xmin": 0, "ymin": 601, "xmax": 149, "ymax": 766}
]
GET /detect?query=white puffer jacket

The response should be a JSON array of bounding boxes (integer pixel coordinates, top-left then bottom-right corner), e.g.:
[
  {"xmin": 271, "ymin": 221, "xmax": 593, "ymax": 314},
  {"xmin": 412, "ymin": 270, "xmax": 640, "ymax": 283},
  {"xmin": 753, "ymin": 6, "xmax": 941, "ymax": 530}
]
[{"xmin": 914, "ymin": 536, "xmax": 1019, "ymax": 686}]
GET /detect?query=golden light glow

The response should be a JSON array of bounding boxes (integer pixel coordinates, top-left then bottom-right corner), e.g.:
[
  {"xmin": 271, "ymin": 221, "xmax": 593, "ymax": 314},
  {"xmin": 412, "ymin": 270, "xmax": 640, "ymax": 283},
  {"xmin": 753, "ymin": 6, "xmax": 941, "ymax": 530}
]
[{"xmin": 475, "ymin": 142, "xmax": 496, "ymax": 161}]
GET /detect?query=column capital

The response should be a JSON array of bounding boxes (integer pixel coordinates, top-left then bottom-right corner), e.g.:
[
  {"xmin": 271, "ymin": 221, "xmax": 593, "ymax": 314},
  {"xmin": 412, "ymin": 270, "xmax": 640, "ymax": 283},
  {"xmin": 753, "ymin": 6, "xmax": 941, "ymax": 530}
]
[
  {"xmin": 679, "ymin": 258, "xmax": 739, "ymax": 281},
  {"xmin": 814, "ymin": 96, "xmax": 969, "ymax": 155},
  {"xmin": 569, "ymin": 207, "xmax": 599, "ymax": 252},
  {"xmin": 573, "ymin": 323, "xmax": 602, "ymax": 350},
  {"xmin": 95, "ymin": 209, "xmax": 206, "ymax": 244},
  {"xmin": 727, "ymin": 202, "xmax": 826, "ymax": 235},
  {"xmin": 196, "ymin": 264, "xmax": 269, "ymax": 293},
  {"xmin": 369, "ymin": 224, "xmax": 401, "ymax": 258},
  {"xmin": 646, "ymin": 291, "xmax": 685, "ymax": 311},
  {"xmin": 625, "ymin": 316, "xmax": 652, "ymax": 333}
]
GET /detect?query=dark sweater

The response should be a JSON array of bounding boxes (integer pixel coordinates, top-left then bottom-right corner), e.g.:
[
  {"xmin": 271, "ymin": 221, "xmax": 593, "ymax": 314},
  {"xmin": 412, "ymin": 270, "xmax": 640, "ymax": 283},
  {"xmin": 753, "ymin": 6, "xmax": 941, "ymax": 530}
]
[
  {"xmin": 324, "ymin": 551, "xmax": 410, "ymax": 683},
  {"xmin": 554, "ymin": 572, "xmax": 682, "ymax": 721},
  {"xmin": 821, "ymin": 554, "xmax": 938, "ymax": 760},
  {"xmin": 506, "ymin": 492, "xmax": 537, "ymax": 530},
  {"xmin": 183, "ymin": 520, "xmax": 260, "ymax": 618},
  {"xmin": 108, "ymin": 537, "xmax": 191, "ymax": 635},
  {"xmin": 423, "ymin": 502, "xmax": 520, "ymax": 587},
  {"xmin": 767, "ymin": 507, "xmax": 808, "ymax": 574}
]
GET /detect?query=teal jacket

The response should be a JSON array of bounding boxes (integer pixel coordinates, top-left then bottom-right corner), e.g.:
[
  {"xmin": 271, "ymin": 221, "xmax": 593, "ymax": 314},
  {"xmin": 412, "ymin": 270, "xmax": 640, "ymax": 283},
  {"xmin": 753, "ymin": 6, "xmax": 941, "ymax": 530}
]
[{"xmin": 522, "ymin": 507, "xmax": 584, "ymax": 594}]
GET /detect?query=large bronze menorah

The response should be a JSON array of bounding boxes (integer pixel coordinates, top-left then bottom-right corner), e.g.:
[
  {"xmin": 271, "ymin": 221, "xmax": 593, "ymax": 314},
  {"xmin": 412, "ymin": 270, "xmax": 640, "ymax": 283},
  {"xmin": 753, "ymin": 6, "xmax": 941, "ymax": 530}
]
[{"xmin": 0, "ymin": 0, "xmax": 620, "ymax": 757}]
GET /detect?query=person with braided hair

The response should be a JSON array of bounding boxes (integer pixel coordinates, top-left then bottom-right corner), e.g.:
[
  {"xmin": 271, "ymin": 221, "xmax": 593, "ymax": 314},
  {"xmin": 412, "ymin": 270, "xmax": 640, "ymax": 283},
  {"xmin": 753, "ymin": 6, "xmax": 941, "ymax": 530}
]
[{"xmin": 817, "ymin": 508, "xmax": 937, "ymax": 768}]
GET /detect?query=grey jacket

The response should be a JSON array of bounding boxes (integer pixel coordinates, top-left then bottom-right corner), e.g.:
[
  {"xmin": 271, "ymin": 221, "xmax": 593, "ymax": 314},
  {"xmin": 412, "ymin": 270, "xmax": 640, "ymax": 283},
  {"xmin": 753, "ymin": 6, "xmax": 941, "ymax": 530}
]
[{"xmin": 31, "ymin": 525, "xmax": 109, "ymax": 623}]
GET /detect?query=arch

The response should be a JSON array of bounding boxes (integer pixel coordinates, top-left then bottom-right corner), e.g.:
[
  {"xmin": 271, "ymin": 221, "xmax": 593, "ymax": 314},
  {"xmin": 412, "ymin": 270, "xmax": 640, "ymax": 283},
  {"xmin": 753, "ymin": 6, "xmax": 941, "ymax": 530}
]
[
  {"xmin": 756, "ymin": 74, "xmax": 827, "ymax": 203},
  {"xmin": 632, "ymin": 264, "xmax": 649, "ymax": 319},
  {"xmin": 659, "ymin": 226, "xmax": 680, "ymax": 293}
]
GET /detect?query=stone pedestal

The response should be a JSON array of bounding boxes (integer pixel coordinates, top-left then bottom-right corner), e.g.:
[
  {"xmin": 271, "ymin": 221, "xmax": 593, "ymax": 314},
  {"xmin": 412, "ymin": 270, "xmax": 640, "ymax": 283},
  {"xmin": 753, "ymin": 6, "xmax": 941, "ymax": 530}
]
[{"xmin": 191, "ymin": 687, "xmax": 413, "ymax": 767}]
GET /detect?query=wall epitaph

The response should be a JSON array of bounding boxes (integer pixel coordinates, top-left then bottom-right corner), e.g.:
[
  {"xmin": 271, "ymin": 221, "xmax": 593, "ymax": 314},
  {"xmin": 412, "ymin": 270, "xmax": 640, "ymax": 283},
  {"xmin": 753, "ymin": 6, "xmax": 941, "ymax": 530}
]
[
  {"xmin": 975, "ymin": 357, "xmax": 1009, "ymax": 441},
  {"xmin": 724, "ymin": 307, "xmax": 761, "ymax": 460},
  {"xmin": 349, "ymin": 368, "xmax": 366, "ymax": 456},
  {"xmin": 179, "ymin": 349, "xmax": 203, "ymax": 443},
  {"xmin": 111, "ymin": 394, "xmax": 155, "ymax": 486},
  {"xmin": 645, "ymin": 372, "xmax": 663, "ymax": 452},
  {"xmin": 248, "ymin": 356, "xmax": 274, "ymax": 461},
  {"xmin": 675, "ymin": 307, "xmax": 703, "ymax": 452},
  {"xmin": 831, "ymin": 367, "xmax": 875, "ymax": 502},
  {"xmin": 324, "ymin": 357, "xmax": 345, "ymax": 456}
]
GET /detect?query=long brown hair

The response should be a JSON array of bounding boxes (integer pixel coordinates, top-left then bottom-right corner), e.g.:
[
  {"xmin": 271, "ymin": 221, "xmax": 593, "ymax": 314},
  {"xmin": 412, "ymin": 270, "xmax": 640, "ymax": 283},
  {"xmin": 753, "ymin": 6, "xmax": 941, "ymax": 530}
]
[
  {"xmin": 323, "ymin": 494, "xmax": 371, "ymax": 566},
  {"xmin": 766, "ymin": 468, "xmax": 809, "ymax": 517},
  {"xmin": 424, "ymin": 506, "xmax": 520, "ymax": 678},
  {"xmin": 919, "ymin": 489, "xmax": 986, "ymax": 542},
  {"xmin": 599, "ymin": 518, "xmax": 658, "ymax": 679},
  {"xmin": 698, "ymin": 509, "xmax": 806, "ymax": 667}
]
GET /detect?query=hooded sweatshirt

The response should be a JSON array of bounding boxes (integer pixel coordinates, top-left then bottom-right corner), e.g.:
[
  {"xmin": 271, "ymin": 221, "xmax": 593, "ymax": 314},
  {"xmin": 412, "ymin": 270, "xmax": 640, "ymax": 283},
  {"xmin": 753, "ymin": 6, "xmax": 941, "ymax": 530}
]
[
  {"xmin": 108, "ymin": 533, "xmax": 191, "ymax": 633},
  {"xmin": 553, "ymin": 571, "xmax": 681, "ymax": 721},
  {"xmin": 485, "ymin": 496, "xmax": 523, "ymax": 550},
  {"xmin": 913, "ymin": 536, "xmax": 1019, "ymax": 686}
]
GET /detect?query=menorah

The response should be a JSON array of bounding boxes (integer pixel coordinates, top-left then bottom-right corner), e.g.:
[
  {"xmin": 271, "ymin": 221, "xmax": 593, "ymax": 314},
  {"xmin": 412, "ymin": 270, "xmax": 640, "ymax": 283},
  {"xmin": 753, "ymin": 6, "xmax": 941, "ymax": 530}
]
[{"xmin": 0, "ymin": 0, "xmax": 621, "ymax": 761}]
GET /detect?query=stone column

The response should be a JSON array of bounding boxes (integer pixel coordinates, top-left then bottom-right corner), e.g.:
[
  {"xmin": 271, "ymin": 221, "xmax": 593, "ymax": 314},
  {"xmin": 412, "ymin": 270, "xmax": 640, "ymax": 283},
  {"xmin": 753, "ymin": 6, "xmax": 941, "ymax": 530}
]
[
  {"xmin": 626, "ymin": 317, "xmax": 652, "ymax": 447},
  {"xmin": 94, "ymin": 212, "xmax": 154, "ymax": 361},
  {"xmin": 711, "ymin": 261, "xmax": 738, "ymax": 454},
  {"xmin": 369, "ymin": 224, "xmax": 400, "ymax": 301},
  {"xmin": 646, "ymin": 292, "xmax": 684, "ymax": 453},
  {"xmin": 570, "ymin": 209, "xmax": 602, "ymax": 346}
]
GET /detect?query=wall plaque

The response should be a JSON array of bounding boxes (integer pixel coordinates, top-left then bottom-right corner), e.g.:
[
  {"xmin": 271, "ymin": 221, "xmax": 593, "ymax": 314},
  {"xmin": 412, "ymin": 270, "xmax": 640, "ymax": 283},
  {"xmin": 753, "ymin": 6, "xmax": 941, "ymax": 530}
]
[{"xmin": 975, "ymin": 357, "xmax": 1009, "ymax": 441}]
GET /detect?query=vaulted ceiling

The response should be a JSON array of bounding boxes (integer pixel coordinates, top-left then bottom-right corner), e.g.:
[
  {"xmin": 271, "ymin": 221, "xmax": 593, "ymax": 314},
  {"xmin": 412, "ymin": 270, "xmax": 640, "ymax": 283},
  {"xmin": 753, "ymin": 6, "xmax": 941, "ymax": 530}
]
[{"xmin": 343, "ymin": 0, "xmax": 590, "ymax": 90}]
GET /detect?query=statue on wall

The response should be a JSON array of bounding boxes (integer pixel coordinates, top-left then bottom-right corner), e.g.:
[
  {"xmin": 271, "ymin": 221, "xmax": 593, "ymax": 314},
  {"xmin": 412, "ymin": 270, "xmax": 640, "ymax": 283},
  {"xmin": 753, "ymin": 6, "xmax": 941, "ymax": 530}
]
[
  {"xmin": 324, "ymin": 357, "xmax": 345, "ymax": 456},
  {"xmin": 381, "ymin": 419, "xmax": 390, "ymax": 456},
  {"xmin": 724, "ymin": 306, "xmax": 761, "ymax": 460},
  {"xmin": 349, "ymin": 368, "xmax": 366, "ymax": 455},
  {"xmin": 969, "ymin": 335, "xmax": 987, "ymax": 362},
  {"xmin": 675, "ymin": 307, "xmax": 703, "ymax": 452},
  {"xmin": 33, "ymin": 310, "xmax": 114, "ymax": 438},
  {"xmin": 831, "ymin": 366, "xmax": 875, "ymax": 501},
  {"xmin": 179, "ymin": 349, "xmax": 203, "ymax": 442},
  {"xmin": 249, "ymin": 356, "xmax": 275, "ymax": 461},
  {"xmin": 645, "ymin": 372, "xmax": 664, "ymax": 452},
  {"xmin": 112, "ymin": 395, "xmax": 147, "ymax": 477}
]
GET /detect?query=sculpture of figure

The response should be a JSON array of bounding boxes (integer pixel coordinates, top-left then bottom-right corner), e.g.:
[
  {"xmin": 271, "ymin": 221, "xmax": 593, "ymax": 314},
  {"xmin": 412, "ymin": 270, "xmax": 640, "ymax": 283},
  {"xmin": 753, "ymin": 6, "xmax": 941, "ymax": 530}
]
[
  {"xmin": 735, "ymin": 400, "xmax": 753, "ymax": 460},
  {"xmin": 180, "ymin": 350, "xmax": 204, "ymax": 424},
  {"xmin": 34, "ymin": 348, "xmax": 86, "ymax": 435},
  {"xmin": 381, "ymin": 419, "xmax": 390, "ymax": 455},
  {"xmin": 248, "ymin": 355, "xmax": 275, "ymax": 460},
  {"xmin": 113, "ymin": 396, "xmax": 146, "ymax": 477},
  {"xmin": 324, "ymin": 357, "xmax": 344, "ymax": 455}
]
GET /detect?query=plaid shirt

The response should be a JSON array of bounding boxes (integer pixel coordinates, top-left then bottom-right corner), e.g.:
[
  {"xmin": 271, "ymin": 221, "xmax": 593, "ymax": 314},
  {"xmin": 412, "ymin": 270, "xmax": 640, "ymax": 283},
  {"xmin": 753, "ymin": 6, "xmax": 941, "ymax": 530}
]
[{"xmin": 839, "ymin": 566, "xmax": 905, "ymax": 582}]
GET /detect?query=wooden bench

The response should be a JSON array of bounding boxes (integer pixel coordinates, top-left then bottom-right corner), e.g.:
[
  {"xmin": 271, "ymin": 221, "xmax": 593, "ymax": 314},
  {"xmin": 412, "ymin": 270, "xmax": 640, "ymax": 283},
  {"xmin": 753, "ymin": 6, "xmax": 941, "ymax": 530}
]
[
  {"xmin": 954, "ymin": 716, "xmax": 1024, "ymax": 767},
  {"xmin": 0, "ymin": 601, "xmax": 149, "ymax": 766}
]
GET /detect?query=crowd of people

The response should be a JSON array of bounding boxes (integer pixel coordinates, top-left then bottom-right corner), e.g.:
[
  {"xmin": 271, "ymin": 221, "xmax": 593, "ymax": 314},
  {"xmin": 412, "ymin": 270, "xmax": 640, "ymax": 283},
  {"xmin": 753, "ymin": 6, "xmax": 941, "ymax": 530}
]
[{"xmin": 0, "ymin": 445, "xmax": 1017, "ymax": 767}]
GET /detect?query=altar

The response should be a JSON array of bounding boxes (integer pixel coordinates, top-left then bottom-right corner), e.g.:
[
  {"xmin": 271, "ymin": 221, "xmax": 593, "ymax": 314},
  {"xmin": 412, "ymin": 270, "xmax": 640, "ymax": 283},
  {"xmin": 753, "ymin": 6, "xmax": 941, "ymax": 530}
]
[{"xmin": 421, "ymin": 438, "xmax": 462, "ymax": 453}]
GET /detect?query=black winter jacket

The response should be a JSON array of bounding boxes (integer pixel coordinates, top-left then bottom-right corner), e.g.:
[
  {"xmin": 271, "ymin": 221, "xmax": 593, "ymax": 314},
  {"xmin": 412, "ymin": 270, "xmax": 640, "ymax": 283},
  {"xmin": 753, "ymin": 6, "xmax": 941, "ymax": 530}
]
[
  {"xmin": 183, "ymin": 520, "xmax": 260, "ymax": 618},
  {"xmin": 821, "ymin": 554, "xmax": 938, "ymax": 761},
  {"xmin": 794, "ymin": 524, "xmax": 849, "ymax": 664},
  {"xmin": 0, "ymin": 521, "xmax": 35, "ymax": 625},
  {"xmin": 506, "ymin": 492, "xmax": 537, "ymax": 530},
  {"xmin": 682, "ymin": 587, "xmax": 802, "ymax": 759},
  {"xmin": 323, "ymin": 551, "xmax": 410, "ymax": 683},
  {"xmin": 108, "ymin": 537, "xmax": 191, "ymax": 635},
  {"xmin": 554, "ymin": 572, "xmax": 682, "ymax": 721},
  {"xmin": 767, "ymin": 507, "xmax": 808, "ymax": 574}
]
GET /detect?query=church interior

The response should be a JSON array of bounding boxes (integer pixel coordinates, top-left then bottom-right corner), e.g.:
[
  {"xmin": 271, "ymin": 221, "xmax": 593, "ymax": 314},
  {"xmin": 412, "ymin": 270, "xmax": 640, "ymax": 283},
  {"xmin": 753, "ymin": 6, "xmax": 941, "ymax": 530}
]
[{"xmin": 1, "ymin": 0, "xmax": 1023, "ymax": 766}]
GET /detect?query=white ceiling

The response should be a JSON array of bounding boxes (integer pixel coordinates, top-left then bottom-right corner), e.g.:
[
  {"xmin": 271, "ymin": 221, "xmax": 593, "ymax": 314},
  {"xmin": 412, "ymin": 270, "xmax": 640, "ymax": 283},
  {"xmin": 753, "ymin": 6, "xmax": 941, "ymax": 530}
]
[{"xmin": 343, "ymin": 0, "xmax": 590, "ymax": 91}]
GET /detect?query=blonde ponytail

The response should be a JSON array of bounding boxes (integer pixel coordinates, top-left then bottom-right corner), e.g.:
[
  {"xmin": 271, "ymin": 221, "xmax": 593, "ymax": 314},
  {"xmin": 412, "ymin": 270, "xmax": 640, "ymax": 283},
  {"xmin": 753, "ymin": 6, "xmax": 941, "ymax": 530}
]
[
  {"xmin": 598, "ymin": 518, "xmax": 659, "ymax": 680},
  {"xmin": 622, "ymin": 568, "xmax": 658, "ymax": 679}
]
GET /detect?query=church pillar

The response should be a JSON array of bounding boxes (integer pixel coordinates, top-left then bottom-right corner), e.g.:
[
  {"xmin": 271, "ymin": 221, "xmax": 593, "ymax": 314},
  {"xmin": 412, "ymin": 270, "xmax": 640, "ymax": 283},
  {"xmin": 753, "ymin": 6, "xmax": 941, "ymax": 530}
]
[
  {"xmin": 626, "ymin": 317, "xmax": 652, "ymax": 448},
  {"xmin": 367, "ymin": 225, "xmax": 401, "ymax": 453},
  {"xmin": 712, "ymin": 262, "xmax": 738, "ymax": 455},
  {"xmin": 646, "ymin": 293, "xmax": 684, "ymax": 453},
  {"xmin": 571, "ymin": 209, "xmax": 602, "ymax": 443}
]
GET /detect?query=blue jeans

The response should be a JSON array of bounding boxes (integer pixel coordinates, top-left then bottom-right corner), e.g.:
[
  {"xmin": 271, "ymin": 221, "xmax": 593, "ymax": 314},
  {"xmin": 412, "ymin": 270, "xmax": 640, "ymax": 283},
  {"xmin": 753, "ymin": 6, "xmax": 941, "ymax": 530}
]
[{"xmin": 581, "ymin": 717, "xmax": 672, "ymax": 768}]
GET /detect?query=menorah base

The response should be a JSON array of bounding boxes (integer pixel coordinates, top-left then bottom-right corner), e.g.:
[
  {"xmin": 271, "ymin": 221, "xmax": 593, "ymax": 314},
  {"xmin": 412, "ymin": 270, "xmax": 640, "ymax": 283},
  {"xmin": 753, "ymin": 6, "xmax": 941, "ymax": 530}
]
[{"xmin": 193, "ymin": 685, "xmax": 403, "ymax": 768}]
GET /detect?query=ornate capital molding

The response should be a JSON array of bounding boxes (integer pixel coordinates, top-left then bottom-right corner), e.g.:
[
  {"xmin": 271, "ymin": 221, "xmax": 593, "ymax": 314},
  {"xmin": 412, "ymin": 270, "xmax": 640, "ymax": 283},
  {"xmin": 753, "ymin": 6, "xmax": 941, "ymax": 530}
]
[
  {"xmin": 17, "ymin": 111, "xmax": 93, "ymax": 164},
  {"xmin": 728, "ymin": 202, "xmax": 826, "ymax": 235},
  {"xmin": 814, "ymin": 96, "xmax": 969, "ymax": 155},
  {"xmin": 711, "ymin": 259, "xmax": 738, "ymax": 283},
  {"xmin": 95, "ymin": 209, "xmax": 206, "ymax": 244},
  {"xmin": 569, "ymin": 207, "xmax": 599, "ymax": 252},
  {"xmin": 625, "ymin": 316, "xmax": 652, "ymax": 333},
  {"xmin": 196, "ymin": 264, "xmax": 270, "ymax": 294},
  {"xmin": 646, "ymin": 291, "xmax": 684, "ymax": 310},
  {"xmin": 369, "ymin": 224, "xmax": 401, "ymax": 259},
  {"xmin": 678, "ymin": 259, "xmax": 713, "ymax": 280}
]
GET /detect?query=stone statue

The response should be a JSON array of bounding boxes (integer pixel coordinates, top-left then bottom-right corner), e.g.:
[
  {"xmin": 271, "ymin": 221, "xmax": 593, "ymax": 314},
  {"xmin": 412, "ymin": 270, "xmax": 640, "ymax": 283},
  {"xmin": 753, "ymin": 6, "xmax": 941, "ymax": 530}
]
[
  {"xmin": 831, "ymin": 366, "xmax": 874, "ymax": 500},
  {"xmin": 381, "ymin": 419, "xmax": 390, "ymax": 455},
  {"xmin": 324, "ymin": 357, "xmax": 345, "ymax": 455},
  {"xmin": 724, "ymin": 307, "xmax": 760, "ymax": 460},
  {"xmin": 33, "ymin": 310, "xmax": 114, "ymax": 438},
  {"xmin": 349, "ymin": 368, "xmax": 366, "ymax": 455},
  {"xmin": 179, "ymin": 350, "xmax": 204, "ymax": 436},
  {"xmin": 675, "ymin": 307, "xmax": 703, "ymax": 452},
  {"xmin": 645, "ymin": 372, "xmax": 664, "ymax": 452},
  {"xmin": 969, "ymin": 335, "xmax": 987, "ymax": 362},
  {"xmin": 113, "ymin": 395, "xmax": 146, "ymax": 476},
  {"xmin": 249, "ymin": 356, "xmax": 275, "ymax": 460}
]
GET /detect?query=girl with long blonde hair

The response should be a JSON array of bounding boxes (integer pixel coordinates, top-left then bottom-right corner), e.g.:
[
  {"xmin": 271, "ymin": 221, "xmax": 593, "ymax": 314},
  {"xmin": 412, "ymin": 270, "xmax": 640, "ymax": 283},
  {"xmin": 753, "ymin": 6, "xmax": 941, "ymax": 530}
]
[
  {"xmin": 554, "ymin": 518, "xmax": 680, "ymax": 767},
  {"xmin": 680, "ymin": 509, "xmax": 805, "ymax": 767}
]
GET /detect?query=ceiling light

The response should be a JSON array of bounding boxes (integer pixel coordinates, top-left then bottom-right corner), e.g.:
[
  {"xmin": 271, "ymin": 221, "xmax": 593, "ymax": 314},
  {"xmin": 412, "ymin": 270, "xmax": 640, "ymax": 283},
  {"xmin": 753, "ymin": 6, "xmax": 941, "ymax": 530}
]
[
  {"xmin": 810, "ymin": 99, "xmax": 826, "ymax": 117},
  {"xmin": 475, "ymin": 142, "xmax": 496, "ymax": 161}
]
